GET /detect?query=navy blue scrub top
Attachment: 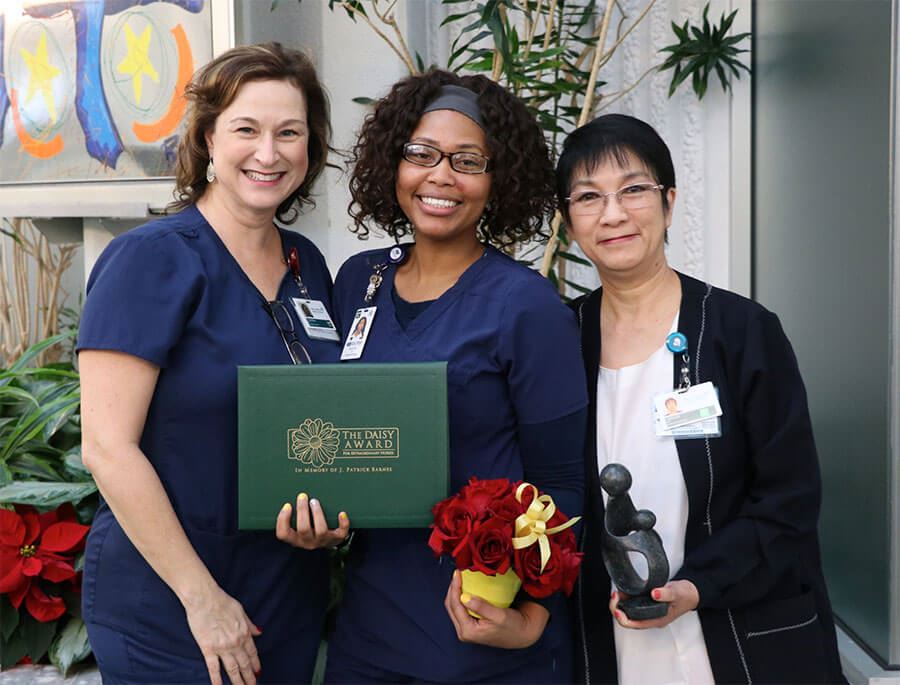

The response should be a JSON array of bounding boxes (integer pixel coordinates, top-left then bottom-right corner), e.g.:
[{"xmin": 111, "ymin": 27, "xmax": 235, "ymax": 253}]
[
  {"xmin": 327, "ymin": 245, "xmax": 588, "ymax": 683},
  {"xmin": 76, "ymin": 205, "xmax": 339, "ymax": 669}
]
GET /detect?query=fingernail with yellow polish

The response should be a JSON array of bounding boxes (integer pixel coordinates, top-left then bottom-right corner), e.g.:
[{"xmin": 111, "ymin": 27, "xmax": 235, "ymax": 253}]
[
  {"xmin": 339, "ymin": 512, "xmax": 348, "ymax": 521},
  {"xmin": 281, "ymin": 502, "xmax": 291, "ymax": 512},
  {"xmin": 298, "ymin": 492, "xmax": 308, "ymax": 501},
  {"xmin": 460, "ymin": 593, "xmax": 472, "ymax": 605}
]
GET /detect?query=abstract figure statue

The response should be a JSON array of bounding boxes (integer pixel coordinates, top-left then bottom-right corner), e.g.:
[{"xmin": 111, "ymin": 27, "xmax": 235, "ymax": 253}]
[{"xmin": 599, "ymin": 463, "xmax": 670, "ymax": 620}]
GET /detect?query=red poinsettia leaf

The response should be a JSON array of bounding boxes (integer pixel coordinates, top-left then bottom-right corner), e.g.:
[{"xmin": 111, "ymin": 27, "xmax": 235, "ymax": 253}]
[
  {"xmin": 21, "ymin": 557, "xmax": 43, "ymax": 577},
  {"xmin": 14, "ymin": 506, "xmax": 41, "ymax": 545},
  {"xmin": 0, "ymin": 556, "xmax": 26, "ymax": 594},
  {"xmin": 40, "ymin": 522, "xmax": 90, "ymax": 553},
  {"xmin": 8, "ymin": 575, "xmax": 31, "ymax": 609},
  {"xmin": 24, "ymin": 584, "xmax": 66, "ymax": 623},
  {"xmin": 0, "ymin": 509, "xmax": 26, "ymax": 547},
  {"xmin": 40, "ymin": 559, "xmax": 76, "ymax": 583},
  {"xmin": 38, "ymin": 510, "xmax": 58, "ymax": 530},
  {"xmin": 56, "ymin": 503, "xmax": 78, "ymax": 521}
]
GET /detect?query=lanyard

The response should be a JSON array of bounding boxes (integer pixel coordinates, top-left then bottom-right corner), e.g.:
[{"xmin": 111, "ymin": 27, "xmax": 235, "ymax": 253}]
[
  {"xmin": 363, "ymin": 245, "xmax": 407, "ymax": 304},
  {"xmin": 288, "ymin": 247, "xmax": 311, "ymax": 299},
  {"xmin": 666, "ymin": 332, "xmax": 691, "ymax": 390}
]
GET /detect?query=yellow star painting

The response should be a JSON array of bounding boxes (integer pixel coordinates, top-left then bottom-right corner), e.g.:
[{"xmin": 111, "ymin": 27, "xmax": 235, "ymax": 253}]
[
  {"xmin": 19, "ymin": 31, "xmax": 62, "ymax": 124},
  {"xmin": 117, "ymin": 23, "xmax": 160, "ymax": 106}
]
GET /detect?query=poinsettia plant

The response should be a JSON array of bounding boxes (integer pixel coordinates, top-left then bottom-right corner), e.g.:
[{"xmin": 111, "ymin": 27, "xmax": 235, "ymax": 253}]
[
  {"xmin": 0, "ymin": 334, "xmax": 97, "ymax": 674},
  {"xmin": 1, "ymin": 503, "xmax": 89, "ymax": 621},
  {"xmin": 428, "ymin": 478, "xmax": 582, "ymax": 600}
]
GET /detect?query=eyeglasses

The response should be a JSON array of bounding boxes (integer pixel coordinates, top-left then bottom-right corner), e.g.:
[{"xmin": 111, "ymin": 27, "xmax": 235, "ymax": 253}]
[
  {"xmin": 565, "ymin": 183, "xmax": 664, "ymax": 216},
  {"xmin": 265, "ymin": 300, "xmax": 312, "ymax": 365},
  {"xmin": 402, "ymin": 142, "xmax": 490, "ymax": 174}
]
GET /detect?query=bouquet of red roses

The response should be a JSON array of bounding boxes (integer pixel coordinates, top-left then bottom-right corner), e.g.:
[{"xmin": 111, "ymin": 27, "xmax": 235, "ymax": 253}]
[{"xmin": 428, "ymin": 478, "xmax": 582, "ymax": 607}]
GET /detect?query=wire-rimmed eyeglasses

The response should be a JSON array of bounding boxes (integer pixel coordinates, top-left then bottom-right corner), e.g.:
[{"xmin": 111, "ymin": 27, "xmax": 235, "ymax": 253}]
[
  {"xmin": 565, "ymin": 183, "xmax": 664, "ymax": 216},
  {"xmin": 265, "ymin": 300, "xmax": 312, "ymax": 365},
  {"xmin": 402, "ymin": 142, "xmax": 490, "ymax": 174}
]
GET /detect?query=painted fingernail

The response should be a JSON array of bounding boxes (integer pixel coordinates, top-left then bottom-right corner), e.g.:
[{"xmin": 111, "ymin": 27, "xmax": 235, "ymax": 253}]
[
  {"xmin": 460, "ymin": 592, "xmax": 472, "ymax": 605},
  {"xmin": 652, "ymin": 589, "xmax": 661, "ymax": 600},
  {"xmin": 310, "ymin": 498, "xmax": 320, "ymax": 508},
  {"xmin": 281, "ymin": 502, "xmax": 291, "ymax": 512},
  {"xmin": 611, "ymin": 590, "xmax": 617, "ymax": 599},
  {"xmin": 339, "ymin": 511, "xmax": 348, "ymax": 521},
  {"xmin": 254, "ymin": 624, "xmax": 263, "ymax": 633},
  {"xmin": 298, "ymin": 492, "xmax": 308, "ymax": 501}
]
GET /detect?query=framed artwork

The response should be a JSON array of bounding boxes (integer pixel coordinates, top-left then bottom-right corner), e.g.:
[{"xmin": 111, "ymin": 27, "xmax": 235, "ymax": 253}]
[{"xmin": 0, "ymin": 0, "xmax": 212, "ymax": 185}]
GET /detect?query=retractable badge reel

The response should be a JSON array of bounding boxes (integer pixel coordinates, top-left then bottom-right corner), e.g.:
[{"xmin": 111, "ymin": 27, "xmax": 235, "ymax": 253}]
[
  {"xmin": 652, "ymin": 332, "xmax": 723, "ymax": 438},
  {"xmin": 341, "ymin": 245, "xmax": 407, "ymax": 361},
  {"xmin": 287, "ymin": 247, "xmax": 341, "ymax": 342}
]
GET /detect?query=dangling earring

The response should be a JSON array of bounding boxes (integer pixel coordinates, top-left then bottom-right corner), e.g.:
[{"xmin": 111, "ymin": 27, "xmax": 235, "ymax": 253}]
[{"xmin": 206, "ymin": 159, "xmax": 216, "ymax": 183}]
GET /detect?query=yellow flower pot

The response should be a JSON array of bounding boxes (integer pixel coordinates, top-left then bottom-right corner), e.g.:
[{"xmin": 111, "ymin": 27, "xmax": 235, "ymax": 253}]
[{"xmin": 460, "ymin": 568, "xmax": 522, "ymax": 618}]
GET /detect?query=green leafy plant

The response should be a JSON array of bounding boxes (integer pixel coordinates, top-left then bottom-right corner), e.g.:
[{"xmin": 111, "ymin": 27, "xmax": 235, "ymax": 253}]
[
  {"xmin": 659, "ymin": 4, "xmax": 750, "ymax": 99},
  {"xmin": 0, "ymin": 333, "xmax": 96, "ymax": 674}
]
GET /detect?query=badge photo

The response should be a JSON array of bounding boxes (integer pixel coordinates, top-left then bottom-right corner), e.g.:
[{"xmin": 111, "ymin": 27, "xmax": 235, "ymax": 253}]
[{"xmin": 341, "ymin": 307, "xmax": 377, "ymax": 361}]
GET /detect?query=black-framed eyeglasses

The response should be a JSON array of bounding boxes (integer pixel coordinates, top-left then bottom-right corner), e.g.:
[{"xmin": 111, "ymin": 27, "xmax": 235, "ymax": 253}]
[
  {"xmin": 265, "ymin": 300, "xmax": 312, "ymax": 365},
  {"xmin": 565, "ymin": 183, "xmax": 664, "ymax": 216},
  {"xmin": 402, "ymin": 142, "xmax": 490, "ymax": 174}
]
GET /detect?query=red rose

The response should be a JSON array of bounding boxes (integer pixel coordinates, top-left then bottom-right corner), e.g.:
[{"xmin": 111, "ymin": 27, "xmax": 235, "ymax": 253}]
[
  {"xmin": 463, "ymin": 518, "xmax": 514, "ymax": 575},
  {"xmin": 546, "ymin": 510, "xmax": 578, "ymax": 550},
  {"xmin": 488, "ymin": 494, "xmax": 524, "ymax": 523},
  {"xmin": 514, "ymin": 539, "xmax": 583, "ymax": 598},
  {"xmin": 553, "ymin": 543, "xmax": 583, "ymax": 596},
  {"xmin": 428, "ymin": 498, "xmax": 473, "ymax": 558},
  {"xmin": 460, "ymin": 478, "xmax": 515, "ymax": 522}
]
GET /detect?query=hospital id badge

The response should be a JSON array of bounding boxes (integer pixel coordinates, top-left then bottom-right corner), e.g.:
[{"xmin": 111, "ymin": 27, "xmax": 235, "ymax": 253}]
[
  {"xmin": 341, "ymin": 307, "xmax": 376, "ymax": 361},
  {"xmin": 653, "ymin": 381, "xmax": 722, "ymax": 435},
  {"xmin": 291, "ymin": 298, "xmax": 340, "ymax": 342},
  {"xmin": 654, "ymin": 413, "xmax": 722, "ymax": 439}
]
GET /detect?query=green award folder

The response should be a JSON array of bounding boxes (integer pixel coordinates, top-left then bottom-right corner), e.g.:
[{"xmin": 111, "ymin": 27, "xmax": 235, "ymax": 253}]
[{"xmin": 237, "ymin": 362, "xmax": 448, "ymax": 529}]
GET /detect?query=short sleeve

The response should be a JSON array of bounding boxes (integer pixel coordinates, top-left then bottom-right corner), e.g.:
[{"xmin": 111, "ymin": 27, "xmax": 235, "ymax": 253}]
[
  {"xmin": 77, "ymin": 231, "xmax": 203, "ymax": 367},
  {"xmin": 498, "ymin": 276, "xmax": 588, "ymax": 424}
]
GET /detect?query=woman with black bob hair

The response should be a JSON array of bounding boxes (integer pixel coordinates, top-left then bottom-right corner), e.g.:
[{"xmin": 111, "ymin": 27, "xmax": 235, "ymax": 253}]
[
  {"xmin": 558, "ymin": 113, "xmax": 843, "ymax": 684},
  {"xmin": 317, "ymin": 69, "xmax": 587, "ymax": 682}
]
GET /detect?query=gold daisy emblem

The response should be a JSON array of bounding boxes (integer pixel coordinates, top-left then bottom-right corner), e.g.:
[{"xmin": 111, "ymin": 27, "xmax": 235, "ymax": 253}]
[{"xmin": 289, "ymin": 418, "xmax": 341, "ymax": 467}]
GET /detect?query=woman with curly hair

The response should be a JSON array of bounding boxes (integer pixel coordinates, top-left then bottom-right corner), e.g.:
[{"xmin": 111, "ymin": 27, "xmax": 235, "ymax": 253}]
[{"xmin": 325, "ymin": 69, "xmax": 587, "ymax": 682}]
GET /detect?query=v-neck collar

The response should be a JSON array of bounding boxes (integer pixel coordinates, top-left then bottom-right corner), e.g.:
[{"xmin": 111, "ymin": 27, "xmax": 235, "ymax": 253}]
[
  {"xmin": 192, "ymin": 205, "xmax": 292, "ymax": 303},
  {"xmin": 380, "ymin": 245, "xmax": 492, "ymax": 340}
]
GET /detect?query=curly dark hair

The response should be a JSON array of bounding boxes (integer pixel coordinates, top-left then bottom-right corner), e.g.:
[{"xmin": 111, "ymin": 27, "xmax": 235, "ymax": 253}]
[
  {"xmin": 170, "ymin": 42, "xmax": 332, "ymax": 224},
  {"xmin": 348, "ymin": 70, "xmax": 555, "ymax": 247}
]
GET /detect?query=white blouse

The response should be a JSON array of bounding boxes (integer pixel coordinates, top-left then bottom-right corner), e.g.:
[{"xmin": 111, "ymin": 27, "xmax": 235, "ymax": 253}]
[{"xmin": 596, "ymin": 318, "xmax": 715, "ymax": 685}]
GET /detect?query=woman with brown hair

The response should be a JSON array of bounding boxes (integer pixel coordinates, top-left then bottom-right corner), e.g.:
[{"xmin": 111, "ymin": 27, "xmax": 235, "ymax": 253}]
[{"xmin": 77, "ymin": 43, "xmax": 346, "ymax": 684}]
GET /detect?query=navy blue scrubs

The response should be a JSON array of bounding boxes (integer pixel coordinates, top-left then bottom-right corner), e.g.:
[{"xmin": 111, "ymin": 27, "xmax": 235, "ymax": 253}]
[
  {"xmin": 325, "ymin": 245, "xmax": 588, "ymax": 684},
  {"xmin": 77, "ymin": 205, "xmax": 339, "ymax": 683}
]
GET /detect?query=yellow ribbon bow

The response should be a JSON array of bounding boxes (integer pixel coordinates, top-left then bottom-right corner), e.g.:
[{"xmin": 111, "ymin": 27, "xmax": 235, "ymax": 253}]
[{"xmin": 511, "ymin": 482, "xmax": 581, "ymax": 573}]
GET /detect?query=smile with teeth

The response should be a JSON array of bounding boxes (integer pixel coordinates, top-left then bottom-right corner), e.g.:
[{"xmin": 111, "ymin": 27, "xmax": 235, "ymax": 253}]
[
  {"xmin": 244, "ymin": 170, "xmax": 284, "ymax": 182},
  {"xmin": 419, "ymin": 196, "xmax": 461, "ymax": 209}
]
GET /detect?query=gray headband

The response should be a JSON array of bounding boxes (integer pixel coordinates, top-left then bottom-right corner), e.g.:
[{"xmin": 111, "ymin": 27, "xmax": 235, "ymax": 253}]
[{"xmin": 421, "ymin": 85, "xmax": 484, "ymax": 129}]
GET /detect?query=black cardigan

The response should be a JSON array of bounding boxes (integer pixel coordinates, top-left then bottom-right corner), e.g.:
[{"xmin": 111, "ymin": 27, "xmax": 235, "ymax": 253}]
[{"xmin": 572, "ymin": 271, "xmax": 844, "ymax": 685}]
